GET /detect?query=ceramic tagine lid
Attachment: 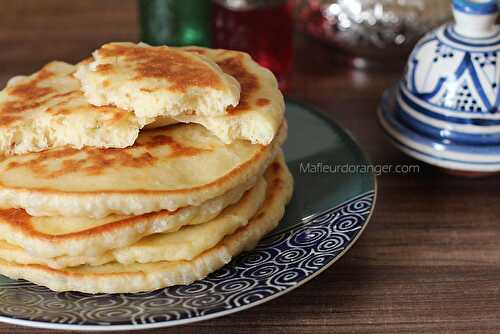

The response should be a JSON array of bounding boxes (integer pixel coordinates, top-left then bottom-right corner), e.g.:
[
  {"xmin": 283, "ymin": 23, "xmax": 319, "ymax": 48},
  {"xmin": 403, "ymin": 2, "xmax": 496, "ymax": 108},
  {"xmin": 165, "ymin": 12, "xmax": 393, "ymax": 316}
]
[{"xmin": 378, "ymin": 0, "xmax": 500, "ymax": 175}]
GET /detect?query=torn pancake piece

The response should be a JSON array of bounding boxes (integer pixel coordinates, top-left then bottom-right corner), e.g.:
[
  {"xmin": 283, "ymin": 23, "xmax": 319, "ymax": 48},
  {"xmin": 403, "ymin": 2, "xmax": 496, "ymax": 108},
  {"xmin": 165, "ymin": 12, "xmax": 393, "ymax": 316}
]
[
  {"xmin": 75, "ymin": 42, "xmax": 241, "ymax": 123},
  {"xmin": 0, "ymin": 61, "xmax": 140, "ymax": 155}
]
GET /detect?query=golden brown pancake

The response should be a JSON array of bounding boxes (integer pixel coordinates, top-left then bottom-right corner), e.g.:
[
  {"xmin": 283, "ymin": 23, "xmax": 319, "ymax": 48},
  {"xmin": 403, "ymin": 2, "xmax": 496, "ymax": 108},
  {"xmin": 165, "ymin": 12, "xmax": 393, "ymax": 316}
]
[
  {"xmin": 0, "ymin": 175, "xmax": 255, "ymax": 258},
  {"xmin": 0, "ymin": 153, "xmax": 294, "ymax": 293},
  {"xmin": 0, "ymin": 61, "xmax": 140, "ymax": 155},
  {"xmin": 0, "ymin": 175, "xmax": 267, "ymax": 266},
  {"xmin": 147, "ymin": 47, "xmax": 285, "ymax": 145},
  {"xmin": 75, "ymin": 42, "xmax": 241, "ymax": 123},
  {"xmin": 0, "ymin": 121, "xmax": 287, "ymax": 218}
]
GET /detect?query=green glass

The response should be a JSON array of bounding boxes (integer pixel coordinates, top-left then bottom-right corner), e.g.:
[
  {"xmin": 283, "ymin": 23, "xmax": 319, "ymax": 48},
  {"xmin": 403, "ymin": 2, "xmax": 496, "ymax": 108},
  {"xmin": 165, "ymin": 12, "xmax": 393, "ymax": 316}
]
[{"xmin": 139, "ymin": 0, "xmax": 211, "ymax": 47}]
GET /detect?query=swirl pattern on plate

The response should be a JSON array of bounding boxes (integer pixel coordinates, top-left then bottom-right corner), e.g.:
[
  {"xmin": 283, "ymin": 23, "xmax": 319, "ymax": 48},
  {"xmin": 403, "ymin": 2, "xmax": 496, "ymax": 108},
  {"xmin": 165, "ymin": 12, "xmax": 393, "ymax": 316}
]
[{"xmin": 0, "ymin": 191, "xmax": 374, "ymax": 328}]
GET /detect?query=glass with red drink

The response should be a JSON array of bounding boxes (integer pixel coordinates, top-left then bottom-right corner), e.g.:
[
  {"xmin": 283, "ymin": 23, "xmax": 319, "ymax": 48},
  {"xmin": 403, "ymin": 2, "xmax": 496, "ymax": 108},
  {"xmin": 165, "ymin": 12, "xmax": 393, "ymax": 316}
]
[{"xmin": 213, "ymin": 0, "xmax": 293, "ymax": 90}]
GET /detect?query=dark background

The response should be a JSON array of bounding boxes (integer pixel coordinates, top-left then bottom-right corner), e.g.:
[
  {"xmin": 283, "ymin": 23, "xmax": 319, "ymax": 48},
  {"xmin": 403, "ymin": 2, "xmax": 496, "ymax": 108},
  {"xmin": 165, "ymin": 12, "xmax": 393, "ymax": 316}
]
[{"xmin": 1, "ymin": 1, "xmax": 500, "ymax": 333}]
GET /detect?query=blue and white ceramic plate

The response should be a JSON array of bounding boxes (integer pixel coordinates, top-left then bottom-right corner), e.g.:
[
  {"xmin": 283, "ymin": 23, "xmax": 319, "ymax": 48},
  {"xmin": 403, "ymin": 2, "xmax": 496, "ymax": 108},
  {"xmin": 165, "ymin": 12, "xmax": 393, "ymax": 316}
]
[{"xmin": 0, "ymin": 100, "xmax": 376, "ymax": 331}]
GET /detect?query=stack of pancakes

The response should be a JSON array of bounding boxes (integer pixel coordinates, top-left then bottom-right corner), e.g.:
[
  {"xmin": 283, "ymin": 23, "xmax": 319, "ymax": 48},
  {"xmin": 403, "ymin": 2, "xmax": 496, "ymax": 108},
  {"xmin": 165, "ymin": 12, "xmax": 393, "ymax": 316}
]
[{"xmin": 0, "ymin": 43, "xmax": 293, "ymax": 293}]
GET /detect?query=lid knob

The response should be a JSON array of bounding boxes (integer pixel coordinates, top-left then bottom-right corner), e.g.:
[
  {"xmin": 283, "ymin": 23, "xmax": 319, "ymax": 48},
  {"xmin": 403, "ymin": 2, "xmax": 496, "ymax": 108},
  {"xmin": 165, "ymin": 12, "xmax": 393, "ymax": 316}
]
[{"xmin": 452, "ymin": 0, "xmax": 498, "ymax": 38}]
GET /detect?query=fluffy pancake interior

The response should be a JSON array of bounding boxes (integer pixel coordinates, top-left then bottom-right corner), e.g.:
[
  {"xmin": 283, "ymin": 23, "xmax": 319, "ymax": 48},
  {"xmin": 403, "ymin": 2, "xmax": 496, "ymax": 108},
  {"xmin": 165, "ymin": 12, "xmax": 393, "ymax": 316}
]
[{"xmin": 0, "ymin": 61, "xmax": 140, "ymax": 155}]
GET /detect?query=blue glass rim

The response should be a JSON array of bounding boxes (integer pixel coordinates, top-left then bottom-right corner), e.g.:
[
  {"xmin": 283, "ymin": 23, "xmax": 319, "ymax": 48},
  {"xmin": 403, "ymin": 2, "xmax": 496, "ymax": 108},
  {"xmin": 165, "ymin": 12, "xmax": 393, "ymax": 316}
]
[{"xmin": 453, "ymin": 0, "xmax": 498, "ymax": 15}]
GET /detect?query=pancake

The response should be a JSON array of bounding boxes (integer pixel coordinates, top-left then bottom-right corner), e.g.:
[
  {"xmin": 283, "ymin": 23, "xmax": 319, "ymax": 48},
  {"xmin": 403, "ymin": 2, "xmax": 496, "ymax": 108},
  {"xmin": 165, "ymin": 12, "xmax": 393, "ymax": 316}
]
[
  {"xmin": 0, "ymin": 120, "xmax": 287, "ymax": 218},
  {"xmin": 0, "ymin": 61, "xmax": 140, "ymax": 155},
  {"xmin": 147, "ymin": 47, "xmax": 285, "ymax": 145},
  {"xmin": 0, "ymin": 175, "xmax": 267, "ymax": 268},
  {"xmin": 75, "ymin": 42, "xmax": 241, "ymax": 122},
  {"xmin": 0, "ymin": 176, "xmax": 255, "ymax": 258},
  {"xmin": 0, "ymin": 153, "xmax": 293, "ymax": 293},
  {"xmin": 113, "ymin": 175, "xmax": 267, "ymax": 264}
]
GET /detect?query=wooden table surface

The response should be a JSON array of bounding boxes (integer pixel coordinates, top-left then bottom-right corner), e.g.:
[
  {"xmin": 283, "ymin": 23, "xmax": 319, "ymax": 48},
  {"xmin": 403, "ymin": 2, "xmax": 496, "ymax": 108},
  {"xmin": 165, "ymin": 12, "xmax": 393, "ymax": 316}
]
[{"xmin": 1, "ymin": 1, "xmax": 500, "ymax": 333}]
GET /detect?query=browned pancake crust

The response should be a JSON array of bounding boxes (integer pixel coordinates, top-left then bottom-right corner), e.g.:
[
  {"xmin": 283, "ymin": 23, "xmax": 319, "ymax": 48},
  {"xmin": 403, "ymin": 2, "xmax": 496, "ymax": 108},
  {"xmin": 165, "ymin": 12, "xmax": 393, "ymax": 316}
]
[
  {"xmin": 0, "ymin": 207, "xmax": 181, "ymax": 242},
  {"xmin": 0, "ymin": 62, "xmax": 131, "ymax": 129},
  {"xmin": 0, "ymin": 121, "xmax": 286, "ymax": 194},
  {"xmin": 183, "ymin": 48, "xmax": 268, "ymax": 116},
  {"xmin": 0, "ymin": 67, "xmax": 56, "ymax": 127},
  {"xmin": 96, "ymin": 43, "xmax": 227, "ymax": 92},
  {"xmin": 0, "ymin": 161, "xmax": 284, "ymax": 244},
  {"xmin": 3, "ymin": 126, "xmax": 209, "ymax": 179},
  {"xmin": 0, "ymin": 158, "xmax": 289, "ymax": 277}
]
